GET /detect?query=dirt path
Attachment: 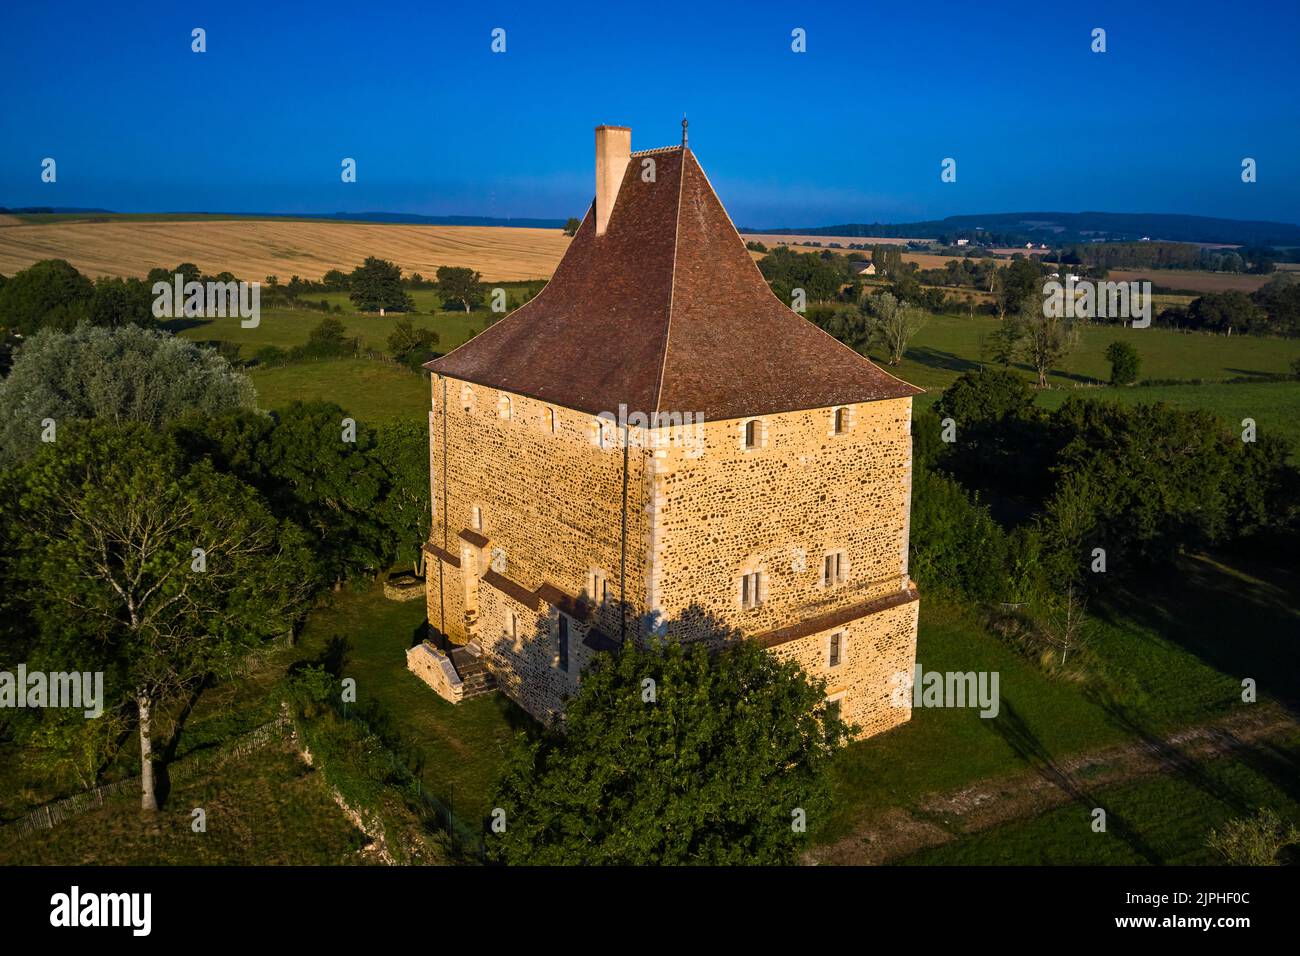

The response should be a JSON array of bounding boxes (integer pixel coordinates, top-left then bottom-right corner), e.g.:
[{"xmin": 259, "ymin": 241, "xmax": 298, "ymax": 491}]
[{"xmin": 806, "ymin": 705, "xmax": 1298, "ymax": 865}]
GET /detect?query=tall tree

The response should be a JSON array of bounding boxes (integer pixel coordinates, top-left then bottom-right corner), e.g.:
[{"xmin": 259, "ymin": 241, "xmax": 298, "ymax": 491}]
[
  {"xmin": 349, "ymin": 257, "xmax": 413, "ymax": 313},
  {"xmin": 1, "ymin": 422, "xmax": 314, "ymax": 810},
  {"xmin": 866, "ymin": 291, "xmax": 927, "ymax": 365},
  {"xmin": 435, "ymin": 266, "xmax": 484, "ymax": 312}
]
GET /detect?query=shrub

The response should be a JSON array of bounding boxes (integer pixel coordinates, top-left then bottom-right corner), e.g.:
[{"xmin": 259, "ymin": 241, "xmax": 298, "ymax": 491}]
[{"xmin": 1104, "ymin": 340, "xmax": 1140, "ymax": 385}]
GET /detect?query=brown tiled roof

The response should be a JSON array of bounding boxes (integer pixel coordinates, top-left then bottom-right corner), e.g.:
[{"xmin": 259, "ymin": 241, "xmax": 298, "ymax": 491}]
[{"xmin": 427, "ymin": 146, "xmax": 920, "ymax": 420}]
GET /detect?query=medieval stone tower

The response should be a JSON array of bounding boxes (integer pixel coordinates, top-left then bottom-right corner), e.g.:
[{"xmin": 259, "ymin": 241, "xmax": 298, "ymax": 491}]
[{"xmin": 409, "ymin": 124, "xmax": 921, "ymax": 739}]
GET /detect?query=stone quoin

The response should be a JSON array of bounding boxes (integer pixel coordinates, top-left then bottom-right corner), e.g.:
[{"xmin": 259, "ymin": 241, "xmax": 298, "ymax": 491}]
[{"xmin": 412, "ymin": 124, "xmax": 922, "ymax": 738}]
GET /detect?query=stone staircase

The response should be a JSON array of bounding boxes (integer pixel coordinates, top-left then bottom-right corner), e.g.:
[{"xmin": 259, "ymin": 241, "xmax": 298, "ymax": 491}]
[{"xmin": 449, "ymin": 642, "xmax": 498, "ymax": 700}]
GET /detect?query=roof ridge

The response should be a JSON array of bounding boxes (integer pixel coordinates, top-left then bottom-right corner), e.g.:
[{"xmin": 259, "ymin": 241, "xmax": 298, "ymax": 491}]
[
  {"xmin": 652, "ymin": 150, "xmax": 688, "ymax": 414},
  {"xmin": 630, "ymin": 145, "xmax": 683, "ymax": 157}
]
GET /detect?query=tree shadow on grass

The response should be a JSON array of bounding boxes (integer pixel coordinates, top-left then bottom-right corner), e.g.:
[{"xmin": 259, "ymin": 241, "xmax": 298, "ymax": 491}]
[
  {"xmin": 906, "ymin": 346, "xmax": 981, "ymax": 375},
  {"xmin": 1086, "ymin": 688, "xmax": 1254, "ymax": 818},
  {"xmin": 986, "ymin": 698, "xmax": 1164, "ymax": 863},
  {"xmin": 288, "ymin": 635, "xmax": 351, "ymax": 680},
  {"xmin": 1093, "ymin": 552, "xmax": 1300, "ymax": 710}
]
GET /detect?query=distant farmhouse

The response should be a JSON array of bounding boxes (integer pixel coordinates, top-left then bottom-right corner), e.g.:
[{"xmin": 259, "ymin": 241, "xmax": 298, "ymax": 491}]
[
  {"xmin": 851, "ymin": 261, "xmax": 877, "ymax": 276},
  {"xmin": 409, "ymin": 124, "xmax": 922, "ymax": 740}
]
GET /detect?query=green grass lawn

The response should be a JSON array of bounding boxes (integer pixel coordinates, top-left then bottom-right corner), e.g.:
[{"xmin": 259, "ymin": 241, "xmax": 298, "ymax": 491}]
[
  {"xmin": 870, "ymin": 313, "xmax": 1299, "ymax": 394},
  {"xmin": 170, "ymin": 307, "xmax": 485, "ymax": 357},
  {"xmin": 897, "ymin": 732, "xmax": 1300, "ymax": 865},
  {"xmin": 250, "ymin": 357, "xmax": 430, "ymax": 422}
]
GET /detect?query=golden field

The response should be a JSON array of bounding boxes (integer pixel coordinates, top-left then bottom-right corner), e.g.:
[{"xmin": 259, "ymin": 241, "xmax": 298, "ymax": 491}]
[{"xmin": 0, "ymin": 219, "xmax": 571, "ymax": 282}]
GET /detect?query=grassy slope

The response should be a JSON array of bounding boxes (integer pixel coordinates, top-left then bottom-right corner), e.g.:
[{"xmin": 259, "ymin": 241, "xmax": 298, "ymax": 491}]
[{"xmin": 0, "ymin": 745, "xmax": 369, "ymax": 865}]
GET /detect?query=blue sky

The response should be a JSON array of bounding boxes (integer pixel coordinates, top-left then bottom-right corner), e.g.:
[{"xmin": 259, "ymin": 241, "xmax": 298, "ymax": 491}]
[{"xmin": 2, "ymin": 0, "xmax": 1297, "ymax": 227}]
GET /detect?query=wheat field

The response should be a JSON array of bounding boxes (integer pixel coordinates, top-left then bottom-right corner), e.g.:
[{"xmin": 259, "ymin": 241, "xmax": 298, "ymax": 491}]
[{"xmin": 0, "ymin": 219, "xmax": 571, "ymax": 282}]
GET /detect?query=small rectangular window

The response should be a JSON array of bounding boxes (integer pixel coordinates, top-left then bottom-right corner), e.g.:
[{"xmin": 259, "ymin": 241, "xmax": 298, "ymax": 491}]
[
  {"xmin": 472, "ymin": 506, "xmax": 483, "ymax": 531},
  {"xmin": 744, "ymin": 419, "xmax": 759, "ymax": 449},
  {"xmin": 558, "ymin": 615, "xmax": 569, "ymax": 671},
  {"xmin": 740, "ymin": 571, "xmax": 762, "ymax": 609},
  {"xmin": 589, "ymin": 570, "xmax": 608, "ymax": 604},
  {"xmin": 823, "ymin": 550, "xmax": 846, "ymax": 586},
  {"xmin": 829, "ymin": 631, "xmax": 842, "ymax": 667},
  {"xmin": 834, "ymin": 407, "xmax": 848, "ymax": 434}
]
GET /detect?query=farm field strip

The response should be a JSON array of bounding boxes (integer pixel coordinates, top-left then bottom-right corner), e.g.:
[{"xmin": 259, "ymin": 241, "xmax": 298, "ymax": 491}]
[{"xmin": 0, "ymin": 220, "xmax": 569, "ymax": 282}]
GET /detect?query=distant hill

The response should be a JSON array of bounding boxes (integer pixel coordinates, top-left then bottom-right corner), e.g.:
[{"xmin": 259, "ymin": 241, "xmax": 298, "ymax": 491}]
[{"xmin": 746, "ymin": 212, "xmax": 1300, "ymax": 248}]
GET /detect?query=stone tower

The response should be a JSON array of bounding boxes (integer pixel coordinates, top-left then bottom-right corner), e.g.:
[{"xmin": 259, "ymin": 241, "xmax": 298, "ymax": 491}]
[{"xmin": 410, "ymin": 125, "xmax": 921, "ymax": 739}]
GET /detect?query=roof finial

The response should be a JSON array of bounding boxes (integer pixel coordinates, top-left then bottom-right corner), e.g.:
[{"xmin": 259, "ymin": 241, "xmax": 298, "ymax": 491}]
[{"xmin": 682, "ymin": 115, "xmax": 688, "ymax": 147}]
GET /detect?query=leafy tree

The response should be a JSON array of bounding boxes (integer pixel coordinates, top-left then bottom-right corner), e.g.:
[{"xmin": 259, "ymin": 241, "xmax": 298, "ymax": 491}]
[
  {"xmin": 1010, "ymin": 298, "xmax": 1079, "ymax": 388},
  {"xmin": 436, "ymin": 266, "xmax": 483, "ymax": 312},
  {"xmin": 349, "ymin": 257, "xmax": 412, "ymax": 313},
  {"xmin": 490, "ymin": 633, "xmax": 849, "ymax": 865},
  {"xmin": 1187, "ymin": 290, "xmax": 1265, "ymax": 335},
  {"xmin": 806, "ymin": 305, "xmax": 870, "ymax": 351},
  {"xmin": 562, "ymin": 217, "xmax": 581, "ymax": 236},
  {"xmin": 387, "ymin": 317, "xmax": 440, "ymax": 369},
  {"xmin": 87, "ymin": 276, "xmax": 154, "ymax": 328},
  {"xmin": 0, "ymin": 324, "xmax": 256, "ymax": 466},
  {"xmin": 993, "ymin": 257, "xmax": 1042, "ymax": 320},
  {"xmin": 299, "ymin": 316, "xmax": 357, "ymax": 358},
  {"xmin": 245, "ymin": 401, "xmax": 394, "ymax": 586},
  {"xmin": 1104, "ymin": 340, "xmax": 1140, "ymax": 385},
  {"xmin": 1, "ymin": 422, "xmax": 314, "ymax": 809},
  {"xmin": 371, "ymin": 418, "xmax": 431, "ymax": 574},
  {"xmin": 1038, "ymin": 399, "xmax": 1297, "ymax": 574},
  {"xmin": 865, "ymin": 291, "xmax": 926, "ymax": 365},
  {"xmin": 931, "ymin": 369, "xmax": 1052, "ymax": 503},
  {"xmin": 908, "ymin": 460, "xmax": 1013, "ymax": 601},
  {"xmin": 321, "ymin": 269, "xmax": 351, "ymax": 291},
  {"xmin": 0, "ymin": 259, "xmax": 94, "ymax": 334},
  {"xmin": 934, "ymin": 367, "xmax": 1035, "ymax": 425},
  {"xmin": 757, "ymin": 247, "xmax": 844, "ymax": 305}
]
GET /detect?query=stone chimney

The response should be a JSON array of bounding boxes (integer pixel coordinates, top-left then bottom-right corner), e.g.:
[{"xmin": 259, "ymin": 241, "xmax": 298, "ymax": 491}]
[{"xmin": 594, "ymin": 125, "xmax": 631, "ymax": 236}]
